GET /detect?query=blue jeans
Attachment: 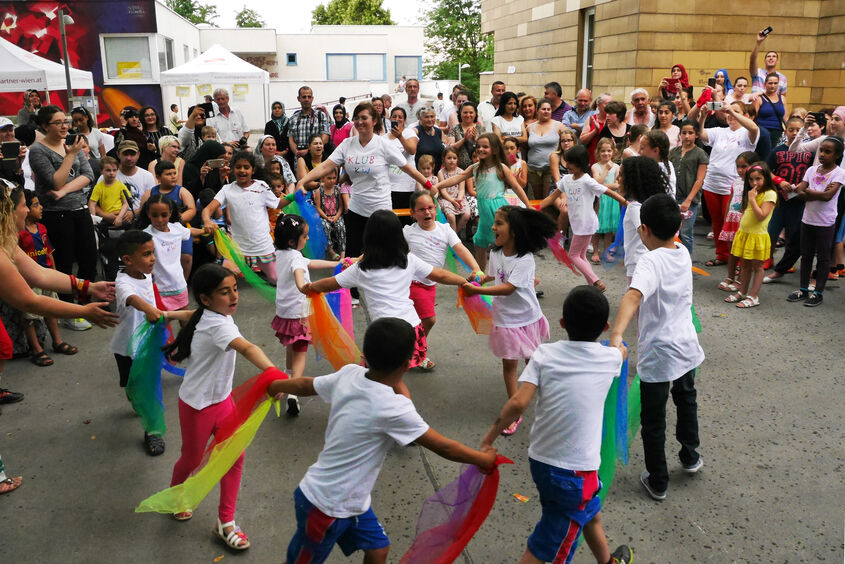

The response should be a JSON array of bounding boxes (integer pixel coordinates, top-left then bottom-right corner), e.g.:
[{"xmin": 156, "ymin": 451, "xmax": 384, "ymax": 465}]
[{"xmin": 679, "ymin": 203, "xmax": 699, "ymax": 256}]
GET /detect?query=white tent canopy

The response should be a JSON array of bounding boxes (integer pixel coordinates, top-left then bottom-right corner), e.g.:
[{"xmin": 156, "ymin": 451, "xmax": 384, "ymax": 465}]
[
  {"xmin": 0, "ymin": 35, "xmax": 94, "ymax": 92},
  {"xmin": 160, "ymin": 44, "xmax": 269, "ymax": 85}
]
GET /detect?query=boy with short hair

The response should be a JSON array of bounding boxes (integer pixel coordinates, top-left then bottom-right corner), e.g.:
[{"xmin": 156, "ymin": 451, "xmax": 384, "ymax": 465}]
[
  {"xmin": 611, "ymin": 193, "xmax": 705, "ymax": 501},
  {"xmin": 482, "ymin": 286, "xmax": 632, "ymax": 564},
  {"xmin": 89, "ymin": 156, "xmax": 130, "ymax": 227},
  {"xmin": 267, "ymin": 317, "xmax": 497, "ymax": 564},
  {"xmin": 110, "ymin": 230, "xmax": 191, "ymax": 456},
  {"xmin": 201, "ymin": 126, "xmax": 218, "ymax": 142}
]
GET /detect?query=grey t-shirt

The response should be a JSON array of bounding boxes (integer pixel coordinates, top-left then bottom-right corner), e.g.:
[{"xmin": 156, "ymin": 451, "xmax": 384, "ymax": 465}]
[
  {"xmin": 28, "ymin": 142, "xmax": 94, "ymax": 211},
  {"xmin": 669, "ymin": 145, "xmax": 709, "ymax": 205}
]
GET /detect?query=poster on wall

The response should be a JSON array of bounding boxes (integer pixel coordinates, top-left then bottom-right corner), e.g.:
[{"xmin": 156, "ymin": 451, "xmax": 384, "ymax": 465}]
[{"xmin": 0, "ymin": 1, "xmax": 162, "ymax": 127}]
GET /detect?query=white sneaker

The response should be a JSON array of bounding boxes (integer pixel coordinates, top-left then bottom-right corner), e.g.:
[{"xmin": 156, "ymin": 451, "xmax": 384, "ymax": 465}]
[
  {"xmin": 350, "ymin": 298, "xmax": 360, "ymax": 306},
  {"xmin": 63, "ymin": 318, "xmax": 92, "ymax": 331},
  {"xmin": 683, "ymin": 457, "xmax": 704, "ymax": 474},
  {"xmin": 586, "ymin": 244, "xmax": 594, "ymax": 253}
]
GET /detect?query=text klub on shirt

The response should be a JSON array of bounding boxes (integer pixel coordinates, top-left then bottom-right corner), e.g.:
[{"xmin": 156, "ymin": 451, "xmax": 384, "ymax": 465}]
[{"xmin": 346, "ymin": 153, "xmax": 377, "ymax": 175}]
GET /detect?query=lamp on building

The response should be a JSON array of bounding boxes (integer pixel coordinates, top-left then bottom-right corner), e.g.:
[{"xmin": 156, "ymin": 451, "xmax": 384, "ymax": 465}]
[
  {"xmin": 458, "ymin": 63, "xmax": 470, "ymax": 85},
  {"xmin": 58, "ymin": 8, "xmax": 74, "ymax": 109}
]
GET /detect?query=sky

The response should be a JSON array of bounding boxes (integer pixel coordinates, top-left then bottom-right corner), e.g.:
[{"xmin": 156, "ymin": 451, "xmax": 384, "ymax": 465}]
[{"xmin": 206, "ymin": 0, "xmax": 427, "ymax": 32}]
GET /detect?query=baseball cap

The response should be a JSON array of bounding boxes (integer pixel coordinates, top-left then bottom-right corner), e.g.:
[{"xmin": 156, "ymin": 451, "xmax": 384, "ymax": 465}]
[
  {"xmin": 118, "ymin": 140, "xmax": 139, "ymax": 154},
  {"xmin": 0, "ymin": 117, "xmax": 13, "ymax": 130}
]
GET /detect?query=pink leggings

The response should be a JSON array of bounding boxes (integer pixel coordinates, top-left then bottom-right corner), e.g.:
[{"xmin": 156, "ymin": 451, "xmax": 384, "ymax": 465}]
[
  {"xmin": 569, "ymin": 234, "xmax": 599, "ymax": 284},
  {"xmin": 171, "ymin": 396, "xmax": 244, "ymax": 522}
]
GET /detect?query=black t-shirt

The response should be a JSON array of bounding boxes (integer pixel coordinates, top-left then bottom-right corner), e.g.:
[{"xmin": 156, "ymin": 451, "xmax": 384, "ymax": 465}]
[{"xmin": 767, "ymin": 143, "xmax": 814, "ymax": 202}]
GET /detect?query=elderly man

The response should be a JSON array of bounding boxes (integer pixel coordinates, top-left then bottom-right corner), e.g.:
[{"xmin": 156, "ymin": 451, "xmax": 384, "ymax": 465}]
[
  {"xmin": 207, "ymin": 88, "xmax": 249, "ymax": 144},
  {"xmin": 561, "ymin": 89, "xmax": 595, "ymax": 132},
  {"xmin": 544, "ymin": 82, "xmax": 572, "ymax": 122},
  {"xmin": 288, "ymin": 86, "xmax": 330, "ymax": 158},
  {"xmin": 478, "ymin": 80, "xmax": 506, "ymax": 125},
  {"xmin": 397, "ymin": 78, "xmax": 427, "ymax": 124},
  {"xmin": 626, "ymin": 88, "xmax": 655, "ymax": 127}
]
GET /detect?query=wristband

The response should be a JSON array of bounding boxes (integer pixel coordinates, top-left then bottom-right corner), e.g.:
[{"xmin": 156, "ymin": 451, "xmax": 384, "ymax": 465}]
[
  {"xmin": 772, "ymin": 175, "xmax": 785, "ymax": 186},
  {"xmin": 69, "ymin": 275, "xmax": 78, "ymax": 300},
  {"xmin": 80, "ymin": 279, "xmax": 90, "ymax": 304},
  {"xmin": 424, "ymin": 180, "xmax": 433, "ymax": 190}
]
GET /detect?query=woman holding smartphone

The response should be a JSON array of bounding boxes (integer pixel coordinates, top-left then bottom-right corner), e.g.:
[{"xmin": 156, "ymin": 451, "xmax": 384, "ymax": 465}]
[{"xmin": 658, "ymin": 64, "xmax": 693, "ymax": 102}]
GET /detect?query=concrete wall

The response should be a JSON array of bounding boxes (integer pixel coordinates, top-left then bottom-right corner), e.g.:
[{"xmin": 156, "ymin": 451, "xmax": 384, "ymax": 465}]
[
  {"xmin": 480, "ymin": 0, "xmax": 845, "ymax": 109},
  {"xmin": 154, "ymin": 2, "xmax": 201, "ymax": 67}
]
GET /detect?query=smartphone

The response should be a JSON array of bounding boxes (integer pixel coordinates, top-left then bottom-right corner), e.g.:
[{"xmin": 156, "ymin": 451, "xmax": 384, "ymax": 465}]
[
  {"xmin": 207, "ymin": 158, "xmax": 225, "ymax": 169},
  {"xmin": 1, "ymin": 141, "xmax": 21, "ymax": 159},
  {"xmin": 390, "ymin": 120, "xmax": 399, "ymax": 130},
  {"xmin": 809, "ymin": 111, "xmax": 827, "ymax": 127},
  {"xmin": 705, "ymin": 101, "xmax": 724, "ymax": 111},
  {"xmin": 707, "ymin": 78, "xmax": 716, "ymax": 89},
  {"xmin": 199, "ymin": 102, "xmax": 214, "ymax": 118},
  {"xmin": 64, "ymin": 133, "xmax": 79, "ymax": 146},
  {"xmin": 760, "ymin": 26, "xmax": 773, "ymax": 37}
]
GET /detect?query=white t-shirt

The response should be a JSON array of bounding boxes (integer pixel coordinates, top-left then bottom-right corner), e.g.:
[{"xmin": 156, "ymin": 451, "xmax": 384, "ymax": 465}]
[
  {"xmin": 329, "ymin": 134, "xmax": 408, "ymax": 216},
  {"xmin": 630, "ymin": 244, "xmax": 705, "ymax": 383},
  {"xmin": 335, "ymin": 253, "xmax": 433, "ymax": 327},
  {"xmin": 519, "ymin": 340, "xmax": 623, "ymax": 470},
  {"xmin": 102, "ymin": 167, "xmax": 155, "ymax": 211},
  {"xmin": 384, "ymin": 129, "xmax": 418, "ymax": 193},
  {"xmin": 207, "ymin": 108, "xmax": 248, "ymax": 143},
  {"xmin": 558, "ymin": 174, "xmax": 607, "ymax": 236},
  {"xmin": 274, "ymin": 248, "xmax": 311, "ymax": 319},
  {"xmin": 213, "ymin": 180, "xmax": 280, "ymax": 256},
  {"xmin": 487, "ymin": 249, "xmax": 543, "ymax": 328},
  {"xmin": 299, "ymin": 364, "xmax": 429, "ymax": 517},
  {"xmin": 623, "ymin": 201, "xmax": 645, "ymax": 278},
  {"xmin": 144, "ymin": 223, "xmax": 191, "ymax": 294},
  {"xmin": 86, "ymin": 128, "xmax": 107, "ymax": 159},
  {"xmin": 179, "ymin": 309, "xmax": 243, "ymax": 410},
  {"xmin": 403, "ymin": 223, "xmax": 460, "ymax": 285},
  {"xmin": 477, "ymin": 100, "xmax": 498, "ymax": 127},
  {"xmin": 801, "ymin": 165, "xmax": 845, "ymax": 227},
  {"xmin": 702, "ymin": 127, "xmax": 760, "ymax": 195},
  {"xmin": 490, "ymin": 115, "xmax": 524, "ymax": 138},
  {"xmin": 110, "ymin": 272, "xmax": 155, "ymax": 355},
  {"xmin": 659, "ymin": 160, "xmax": 677, "ymax": 199},
  {"xmin": 438, "ymin": 101, "xmax": 456, "ymax": 125}
]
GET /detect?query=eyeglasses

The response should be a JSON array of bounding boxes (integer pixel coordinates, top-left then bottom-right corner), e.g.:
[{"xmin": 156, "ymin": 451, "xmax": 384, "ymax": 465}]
[{"xmin": 49, "ymin": 120, "xmax": 72, "ymax": 127}]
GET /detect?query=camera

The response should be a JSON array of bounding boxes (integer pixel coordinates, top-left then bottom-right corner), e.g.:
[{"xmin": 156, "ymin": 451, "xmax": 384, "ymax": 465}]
[
  {"xmin": 198, "ymin": 102, "xmax": 215, "ymax": 118},
  {"xmin": 705, "ymin": 101, "xmax": 724, "ymax": 111}
]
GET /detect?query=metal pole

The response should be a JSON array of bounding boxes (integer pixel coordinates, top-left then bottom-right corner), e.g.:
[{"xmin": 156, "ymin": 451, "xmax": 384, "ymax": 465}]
[
  {"xmin": 59, "ymin": 9, "xmax": 73, "ymax": 109},
  {"xmin": 458, "ymin": 63, "xmax": 462, "ymax": 86}
]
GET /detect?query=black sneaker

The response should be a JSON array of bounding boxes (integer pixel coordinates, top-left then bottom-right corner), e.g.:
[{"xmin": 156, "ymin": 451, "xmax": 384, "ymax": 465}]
[
  {"xmin": 144, "ymin": 433, "xmax": 166, "ymax": 456},
  {"xmin": 804, "ymin": 293, "xmax": 823, "ymax": 307},
  {"xmin": 639, "ymin": 471, "xmax": 666, "ymax": 501},
  {"xmin": 786, "ymin": 290, "xmax": 809, "ymax": 302},
  {"xmin": 0, "ymin": 388, "xmax": 24, "ymax": 404},
  {"xmin": 610, "ymin": 544, "xmax": 633, "ymax": 564}
]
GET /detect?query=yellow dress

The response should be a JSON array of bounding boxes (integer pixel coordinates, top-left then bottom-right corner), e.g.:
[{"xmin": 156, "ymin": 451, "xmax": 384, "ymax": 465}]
[{"xmin": 731, "ymin": 190, "xmax": 778, "ymax": 260}]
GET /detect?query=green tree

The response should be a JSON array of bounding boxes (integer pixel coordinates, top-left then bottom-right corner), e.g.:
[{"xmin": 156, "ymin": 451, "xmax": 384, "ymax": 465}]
[
  {"xmin": 165, "ymin": 0, "xmax": 218, "ymax": 25},
  {"xmin": 235, "ymin": 6, "xmax": 265, "ymax": 28},
  {"xmin": 311, "ymin": 0, "xmax": 394, "ymax": 25},
  {"xmin": 423, "ymin": 0, "xmax": 493, "ymax": 99}
]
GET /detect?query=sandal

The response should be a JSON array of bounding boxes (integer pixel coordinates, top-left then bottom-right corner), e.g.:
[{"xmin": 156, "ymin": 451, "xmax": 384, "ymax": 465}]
[
  {"xmin": 717, "ymin": 278, "xmax": 738, "ymax": 292},
  {"xmin": 501, "ymin": 417, "xmax": 523, "ymax": 436},
  {"xmin": 214, "ymin": 519, "xmax": 250, "ymax": 550},
  {"xmin": 724, "ymin": 292, "xmax": 745, "ymax": 303},
  {"xmin": 593, "ymin": 280, "xmax": 607, "ymax": 293},
  {"xmin": 705, "ymin": 258, "xmax": 727, "ymax": 267},
  {"xmin": 30, "ymin": 351, "xmax": 54, "ymax": 367},
  {"xmin": 419, "ymin": 358, "xmax": 436, "ymax": 371},
  {"xmin": 590, "ymin": 254, "xmax": 601, "ymax": 264},
  {"xmin": 174, "ymin": 511, "xmax": 193, "ymax": 521},
  {"xmin": 0, "ymin": 476, "xmax": 22, "ymax": 494},
  {"xmin": 144, "ymin": 432, "xmax": 166, "ymax": 456},
  {"xmin": 52, "ymin": 342, "xmax": 78, "ymax": 355},
  {"xmin": 736, "ymin": 296, "xmax": 760, "ymax": 308}
]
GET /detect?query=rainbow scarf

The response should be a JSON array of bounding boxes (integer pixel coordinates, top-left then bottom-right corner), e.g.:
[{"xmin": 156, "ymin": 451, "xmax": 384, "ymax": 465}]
[
  {"xmin": 456, "ymin": 284, "xmax": 493, "ymax": 335},
  {"xmin": 305, "ymin": 293, "xmax": 361, "ymax": 369},
  {"xmin": 283, "ymin": 191, "xmax": 329, "ymax": 259},
  {"xmin": 213, "ymin": 230, "xmax": 277, "ymax": 303},
  {"xmin": 125, "ymin": 318, "xmax": 172, "ymax": 436}
]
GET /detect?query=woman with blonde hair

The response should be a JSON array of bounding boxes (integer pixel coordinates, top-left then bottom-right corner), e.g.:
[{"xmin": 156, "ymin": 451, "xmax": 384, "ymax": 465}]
[{"xmin": 147, "ymin": 135, "xmax": 185, "ymax": 185}]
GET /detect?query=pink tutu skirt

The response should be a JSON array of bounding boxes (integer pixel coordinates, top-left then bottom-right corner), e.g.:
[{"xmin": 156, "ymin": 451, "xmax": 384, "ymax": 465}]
[
  {"xmin": 271, "ymin": 315, "xmax": 312, "ymax": 350},
  {"xmin": 489, "ymin": 316, "xmax": 550, "ymax": 360}
]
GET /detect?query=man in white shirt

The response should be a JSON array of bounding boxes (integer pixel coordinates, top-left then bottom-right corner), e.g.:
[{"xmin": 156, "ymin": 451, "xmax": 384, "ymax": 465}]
[
  {"xmin": 477, "ymin": 81, "xmax": 506, "ymax": 126},
  {"xmin": 207, "ymin": 88, "xmax": 249, "ymax": 145},
  {"xmin": 397, "ymin": 79, "xmax": 426, "ymax": 124},
  {"xmin": 611, "ymin": 194, "xmax": 705, "ymax": 502}
]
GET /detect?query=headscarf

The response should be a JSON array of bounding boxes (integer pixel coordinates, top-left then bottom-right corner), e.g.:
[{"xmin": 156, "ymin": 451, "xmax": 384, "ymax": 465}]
[
  {"xmin": 715, "ymin": 69, "xmax": 733, "ymax": 93},
  {"xmin": 672, "ymin": 64, "xmax": 691, "ymax": 88},
  {"xmin": 332, "ymin": 103, "xmax": 349, "ymax": 128},
  {"xmin": 270, "ymin": 101, "xmax": 288, "ymax": 133},
  {"xmin": 254, "ymin": 134, "xmax": 275, "ymax": 167},
  {"xmin": 833, "ymin": 106, "xmax": 845, "ymax": 125}
]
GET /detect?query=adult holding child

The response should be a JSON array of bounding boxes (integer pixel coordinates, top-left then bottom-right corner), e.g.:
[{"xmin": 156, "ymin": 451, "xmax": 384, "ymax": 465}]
[{"xmin": 296, "ymin": 102, "xmax": 432, "ymax": 259}]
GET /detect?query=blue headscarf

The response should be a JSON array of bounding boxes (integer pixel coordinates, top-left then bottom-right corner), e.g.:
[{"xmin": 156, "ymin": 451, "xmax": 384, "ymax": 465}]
[{"xmin": 715, "ymin": 69, "xmax": 733, "ymax": 94}]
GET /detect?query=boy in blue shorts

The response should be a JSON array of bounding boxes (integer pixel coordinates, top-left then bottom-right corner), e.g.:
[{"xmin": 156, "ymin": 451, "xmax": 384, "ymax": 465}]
[
  {"xmin": 267, "ymin": 317, "xmax": 497, "ymax": 564},
  {"xmin": 482, "ymin": 285, "xmax": 632, "ymax": 564},
  {"xmin": 611, "ymin": 193, "xmax": 705, "ymax": 501}
]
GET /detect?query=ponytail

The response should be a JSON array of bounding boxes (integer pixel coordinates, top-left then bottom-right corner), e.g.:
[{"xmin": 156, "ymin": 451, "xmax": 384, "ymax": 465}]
[{"xmin": 164, "ymin": 306, "xmax": 204, "ymax": 362}]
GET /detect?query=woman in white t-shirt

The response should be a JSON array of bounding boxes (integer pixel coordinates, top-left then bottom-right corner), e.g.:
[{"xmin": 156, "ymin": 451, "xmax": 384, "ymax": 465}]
[
  {"xmin": 490, "ymin": 92, "xmax": 527, "ymax": 142},
  {"xmin": 305, "ymin": 210, "xmax": 468, "ymax": 393},
  {"xmin": 689, "ymin": 100, "xmax": 760, "ymax": 266},
  {"xmin": 296, "ymin": 102, "xmax": 431, "ymax": 258},
  {"xmin": 383, "ymin": 106, "xmax": 419, "ymax": 215},
  {"xmin": 163, "ymin": 263, "xmax": 276, "ymax": 549}
]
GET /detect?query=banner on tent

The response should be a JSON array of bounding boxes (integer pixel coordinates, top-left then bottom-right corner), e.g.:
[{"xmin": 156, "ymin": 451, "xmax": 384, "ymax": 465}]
[
  {"xmin": 196, "ymin": 84, "xmax": 212, "ymax": 96},
  {"xmin": 233, "ymin": 84, "xmax": 249, "ymax": 96},
  {"xmin": 175, "ymin": 86, "xmax": 191, "ymax": 97}
]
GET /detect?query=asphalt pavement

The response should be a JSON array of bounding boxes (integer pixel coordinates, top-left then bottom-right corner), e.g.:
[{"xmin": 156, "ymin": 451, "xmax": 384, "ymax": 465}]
[{"xmin": 0, "ymin": 227, "xmax": 843, "ymax": 563}]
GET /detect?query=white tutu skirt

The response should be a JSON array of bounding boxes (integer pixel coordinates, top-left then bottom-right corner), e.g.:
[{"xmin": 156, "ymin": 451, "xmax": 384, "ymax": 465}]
[{"xmin": 489, "ymin": 316, "xmax": 550, "ymax": 360}]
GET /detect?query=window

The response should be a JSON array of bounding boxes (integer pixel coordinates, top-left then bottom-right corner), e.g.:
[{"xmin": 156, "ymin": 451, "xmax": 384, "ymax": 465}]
[
  {"xmin": 286, "ymin": 53, "xmax": 297, "ymax": 65},
  {"xmin": 101, "ymin": 35, "xmax": 154, "ymax": 81},
  {"xmin": 579, "ymin": 7, "xmax": 595, "ymax": 90},
  {"xmin": 158, "ymin": 35, "xmax": 174, "ymax": 71},
  {"xmin": 395, "ymin": 56, "xmax": 421, "ymax": 80},
  {"xmin": 183, "ymin": 44, "xmax": 190, "ymax": 63},
  {"xmin": 326, "ymin": 54, "xmax": 386, "ymax": 81}
]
